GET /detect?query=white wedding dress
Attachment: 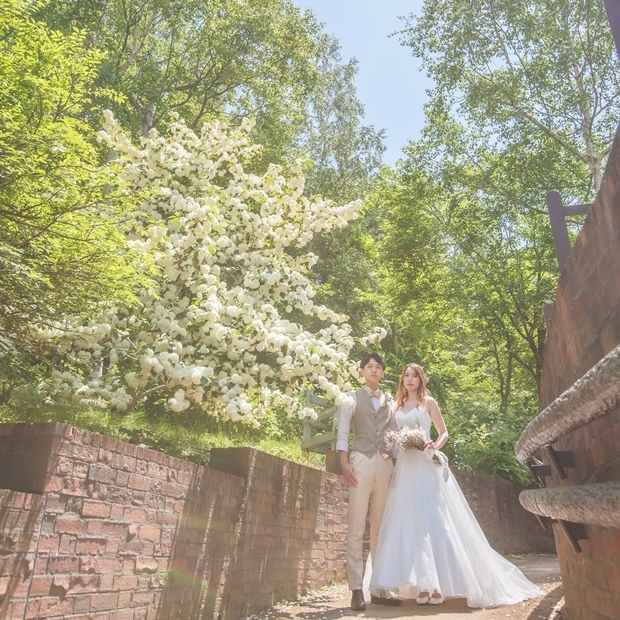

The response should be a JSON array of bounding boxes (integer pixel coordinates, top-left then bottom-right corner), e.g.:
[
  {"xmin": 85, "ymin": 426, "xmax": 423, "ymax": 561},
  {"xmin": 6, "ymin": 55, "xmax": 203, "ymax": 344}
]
[{"xmin": 368, "ymin": 405, "xmax": 542, "ymax": 608}]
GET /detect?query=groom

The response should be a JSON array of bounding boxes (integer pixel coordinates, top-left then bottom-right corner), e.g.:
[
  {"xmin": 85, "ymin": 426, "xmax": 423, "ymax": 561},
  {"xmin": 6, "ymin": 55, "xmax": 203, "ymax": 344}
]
[{"xmin": 336, "ymin": 352, "xmax": 402, "ymax": 611}]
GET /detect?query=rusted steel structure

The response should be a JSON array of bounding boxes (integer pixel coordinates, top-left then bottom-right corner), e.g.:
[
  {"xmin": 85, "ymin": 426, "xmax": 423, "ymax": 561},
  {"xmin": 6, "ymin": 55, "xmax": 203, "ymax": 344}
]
[{"xmin": 515, "ymin": 98, "xmax": 620, "ymax": 620}]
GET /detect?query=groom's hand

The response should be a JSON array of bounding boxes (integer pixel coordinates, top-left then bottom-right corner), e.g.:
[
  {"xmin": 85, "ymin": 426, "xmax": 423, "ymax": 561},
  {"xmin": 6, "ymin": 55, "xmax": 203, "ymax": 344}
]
[{"xmin": 339, "ymin": 452, "xmax": 358, "ymax": 486}]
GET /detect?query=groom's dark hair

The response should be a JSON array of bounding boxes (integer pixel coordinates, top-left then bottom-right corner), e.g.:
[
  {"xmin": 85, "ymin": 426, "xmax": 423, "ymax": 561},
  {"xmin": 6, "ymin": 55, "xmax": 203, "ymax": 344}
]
[{"xmin": 360, "ymin": 352, "xmax": 386, "ymax": 369}]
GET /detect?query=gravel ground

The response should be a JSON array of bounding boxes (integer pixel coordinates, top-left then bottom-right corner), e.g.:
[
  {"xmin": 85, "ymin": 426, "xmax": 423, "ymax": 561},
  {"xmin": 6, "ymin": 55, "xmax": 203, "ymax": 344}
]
[{"xmin": 246, "ymin": 555, "xmax": 566, "ymax": 620}]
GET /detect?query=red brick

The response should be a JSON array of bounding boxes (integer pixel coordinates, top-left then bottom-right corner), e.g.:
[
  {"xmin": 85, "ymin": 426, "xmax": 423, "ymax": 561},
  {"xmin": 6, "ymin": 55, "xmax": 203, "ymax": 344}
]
[
  {"xmin": 156, "ymin": 511, "xmax": 178, "ymax": 526},
  {"xmin": 90, "ymin": 482, "xmax": 109, "ymax": 501},
  {"xmin": 58, "ymin": 533, "xmax": 76, "ymax": 554},
  {"xmin": 110, "ymin": 505, "xmax": 124, "ymax": 519},
  {"xmin": 106, "ymin": 539, "xmax": 120, "ymax": 555},
  {"xmin": 117, "ymin": 541, "xmax": 142, "ymax": 556},
  {"xmin": 24, "ymin": 598, "xmax": 40, "ymax": 620},
  {"xmin": 98, "ymin": 448, "xmax": 113, "ymax": 464},
  {"xmin": 61, "ymin": 478, "xmax": 89, "ymax": 497},
  {"xmin": 90, "ymin": 592, "xmax": 119, "ymax": 611},
  {"xmin": 68, "ymin": 574, "xmax": 99, "ymax": 593},
  {"xmin": 99, "ymin": 434, "xmax": 118, "ymax": 450},
  {"xmin": 113, "ymin": 574, "xmax": 139, "ymax": 591},
  {"xmin": 117, "ymin": 590, "xmax": 133, "ymax": 610},
  {"xmin": 80, "ymin": 556, "xmax": 122, "ymax": 574},
  {"xmin": 72, "ymin": 594, "xmax": 91, "ymax": 613},
  {"xmin": 128, "ymin": 474, "xmax": 151, "ymax": 491},
  {"xmin": 161, "ymin": 482, "xmax": 185, "ymax": 498},
  {"xmin": 119, "ymin": 442, "xmax": 137, "ymax": 457},
  {"xmin": 88, "ymin": 464, "xmax": 116, "ymax": 484},
  {"xmin": 27, "ymin": 575, "xmax": 53, "ymax": 597},
  {"xmin": 124, "ymin": 507, "xmax": 147, "ymax": 521},
  {"xmin": 55, "ymin": 515, "xmax": 88, "ymax": 536},
  {"xmin": 116, "ymin": 470, "xmax": 130, "ymax": 486},
  {"xmin": 99, "ymin": 573, "xmax": 114, "ymax": 592},
  {"xmin": 134, "ymin": 558, "xmax": 158, "ymax": 574},
  {"xmin": 109, "ymin": 609, "xmax": 137, "ymax": 620},
  {"xmin": 108, "ymin": 486, "xmax": 133, "ymax": 503},
  {"xmin": 101, "ymin": 520, "xmax": 129, "ymax": 537},
  {"xmin": 35, "ymin": 596, "xmax": 74, "ymax": 618},
  {"xmin": 138, "ymin": 525, "xmax": 160, "ymax": 541},
  {"xmin": 82, "ymin": 500, "xmax": 112, "ymax": 519},
  {"xmin": 111, "ymin": 453, "xmax": 135, "ymax": 472},
  {"xmin": 147, "ymin": 462, "xmax": 167, "ymax": 480},
  {"xmin": 48, "ymin": 555, "xmax": 80, "ymax": 573},
  {"xmin": 36, "ymin": 535, "xmax": 60, "ymax": 553},
  {"xmin": 72, "ymin": 460, "xmax": 89, "ymax": 479},
  {"xmin": 44, "ymin": 476, "xmax": 62, "ymax": 493},
  {"xmin": 76, "ymin": 537, "xmax": 107, "ymax": 555},
  {"xmin": 87, "ymin": 519, "xmax": 104, "ymax": 535},
  {"xmin": 55, "ymin": 457, "xmax": 73, "ymax": 476},
  {"xmin": 130, "ymin": 591, "xmax": 156, "ymax": 606},
  {"xmin": 68, "ymin": 444, "xmax": 99, "ymax": 462}
]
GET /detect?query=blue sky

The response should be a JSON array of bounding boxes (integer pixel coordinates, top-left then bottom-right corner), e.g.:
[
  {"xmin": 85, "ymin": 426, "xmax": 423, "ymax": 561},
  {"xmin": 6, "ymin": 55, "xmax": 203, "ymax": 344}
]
[{"xmin": 293, "ymin": 0, "xmax": 433, "ymax": 165}]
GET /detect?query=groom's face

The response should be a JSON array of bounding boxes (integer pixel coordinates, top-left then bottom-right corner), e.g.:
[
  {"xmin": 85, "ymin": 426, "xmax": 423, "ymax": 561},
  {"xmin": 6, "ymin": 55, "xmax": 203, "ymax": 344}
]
[{"xmin": 360, "ymin": 360, "xmax": 384, "ymax": 387}]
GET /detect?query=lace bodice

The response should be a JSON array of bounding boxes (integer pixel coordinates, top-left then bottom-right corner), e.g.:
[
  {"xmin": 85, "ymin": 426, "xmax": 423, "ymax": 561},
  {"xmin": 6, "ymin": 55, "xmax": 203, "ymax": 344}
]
[{"xmin": 394, "ymin": 404, "xmax": 432, "ymax": 438}]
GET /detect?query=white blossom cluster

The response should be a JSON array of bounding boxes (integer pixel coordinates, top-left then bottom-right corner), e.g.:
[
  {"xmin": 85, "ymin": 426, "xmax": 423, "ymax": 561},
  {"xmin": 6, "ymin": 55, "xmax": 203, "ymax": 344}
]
[{"xmin": 40, "ymin": 112, "xmax": 387, "ymax": 425}]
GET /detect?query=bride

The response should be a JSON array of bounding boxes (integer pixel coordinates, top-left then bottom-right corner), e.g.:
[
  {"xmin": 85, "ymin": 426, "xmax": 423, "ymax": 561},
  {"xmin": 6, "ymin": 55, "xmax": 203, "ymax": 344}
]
[{"xmin": 369, "ymin": 363, "xmax": 542, "ymax": 608}]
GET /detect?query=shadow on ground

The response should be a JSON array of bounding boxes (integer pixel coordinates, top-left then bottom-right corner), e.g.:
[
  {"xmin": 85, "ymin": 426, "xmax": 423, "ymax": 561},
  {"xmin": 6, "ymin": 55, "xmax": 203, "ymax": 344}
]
[
  {"xmin": 246, "ymin": 555, "xmax": 566, "ymax": 620},
  {"xmin": 526, "ymin": 584, "xmax": 565, "ymax": 620}
]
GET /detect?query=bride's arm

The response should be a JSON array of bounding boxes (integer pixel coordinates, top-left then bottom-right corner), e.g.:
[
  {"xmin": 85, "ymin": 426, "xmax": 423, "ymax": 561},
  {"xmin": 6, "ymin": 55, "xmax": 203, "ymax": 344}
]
[{"xmin": 426, "ymin": 397, "xmax": 449, "ymax": 450}]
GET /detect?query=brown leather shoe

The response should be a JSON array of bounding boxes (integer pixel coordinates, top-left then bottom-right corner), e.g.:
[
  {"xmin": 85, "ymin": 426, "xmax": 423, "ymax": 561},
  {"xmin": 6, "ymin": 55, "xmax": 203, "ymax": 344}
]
[
  {"xmin": 350, "ymin": 589, "xmax": 366, "ymax": 611},
  {"xmin": 371, "ymin": 595, "xmax": 404, "ymax": 606}
]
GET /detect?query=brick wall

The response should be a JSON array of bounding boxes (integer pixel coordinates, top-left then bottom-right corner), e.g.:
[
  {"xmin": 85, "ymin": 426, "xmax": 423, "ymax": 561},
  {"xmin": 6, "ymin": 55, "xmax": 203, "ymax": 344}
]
[
  {"xmin": 453, "ymin": 470, "xmax": 555, "ymax": 554},
  {"xmin": 0, "ymin": 423, "xmax": 347, "ymax": 619},
  {"xmin": 539, "ymin": 127, "xmax": 620, "ymax": 619},
  {"xmin": 0, "ymin": 422, "xmax": 552, "ymax": 619},
  {"xmin": 0, "ymin": 490, "xmax": 44, "ymax": 620}
]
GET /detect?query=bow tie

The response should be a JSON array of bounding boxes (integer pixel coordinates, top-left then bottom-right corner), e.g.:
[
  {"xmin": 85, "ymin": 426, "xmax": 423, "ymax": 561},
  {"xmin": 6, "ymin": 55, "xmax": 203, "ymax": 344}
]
[{"xmin": 365, "ymin": 387, "xmax": 382, "ymax": 398}]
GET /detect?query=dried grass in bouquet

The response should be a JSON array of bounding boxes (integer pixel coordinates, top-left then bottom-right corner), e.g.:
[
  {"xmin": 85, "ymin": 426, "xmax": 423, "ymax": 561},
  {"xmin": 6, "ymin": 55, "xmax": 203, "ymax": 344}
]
[{"xmin": 385, "ymin": 425, "xmax": 444, "ymax": 468}]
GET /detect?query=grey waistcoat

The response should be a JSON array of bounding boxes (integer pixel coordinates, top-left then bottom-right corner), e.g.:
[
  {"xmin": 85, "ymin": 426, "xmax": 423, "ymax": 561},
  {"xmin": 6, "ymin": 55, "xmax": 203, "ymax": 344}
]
[{"xmin": 351, "ymin": 388, "xmax": 391, "ymax": 458}]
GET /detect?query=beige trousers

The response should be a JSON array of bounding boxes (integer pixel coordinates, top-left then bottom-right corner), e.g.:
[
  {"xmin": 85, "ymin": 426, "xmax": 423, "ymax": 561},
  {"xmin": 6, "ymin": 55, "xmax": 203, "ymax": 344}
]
[{"xmin": 346, "ymin": 450, "xmax": 394, "ymax": 594}]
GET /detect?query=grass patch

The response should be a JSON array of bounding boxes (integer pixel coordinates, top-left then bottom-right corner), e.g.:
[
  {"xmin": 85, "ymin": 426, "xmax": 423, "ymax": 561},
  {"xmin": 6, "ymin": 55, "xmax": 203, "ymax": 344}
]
[{"xmin": 0, "ymin": 396, "xmax": 326, "ymax": 470}]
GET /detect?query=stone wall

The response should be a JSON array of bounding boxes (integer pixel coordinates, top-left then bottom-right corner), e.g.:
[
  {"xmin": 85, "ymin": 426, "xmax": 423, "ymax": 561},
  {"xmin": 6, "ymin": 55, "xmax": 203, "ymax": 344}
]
[
  {"xmin": 452, "ymin": 470, "xmax": 554, "ymax": 555},
  {"xmin": 539, "ymin": 126, "xmax": 620, "ymax": 619},
  {"xmin": 0, "ymin": 421, "xmax": 552, "ymax": 619}
]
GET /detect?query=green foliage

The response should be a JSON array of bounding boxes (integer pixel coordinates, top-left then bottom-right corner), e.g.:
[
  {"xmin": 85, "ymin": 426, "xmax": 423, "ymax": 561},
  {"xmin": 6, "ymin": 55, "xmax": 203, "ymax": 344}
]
[
  {"xmin": 0, "ymin": 0, "xmax": 382, "ymax": 468},
  {"xmin": 0, "ymin": 391, "xmax": 324, "ymax": 469},
  {"xmin": 402, "ymin": 0, "xmax": 620, "ymax": 192},
  {"xmin": 0, "ymin": 0, "xmax": 146, "ymax": 396},
  {"xmin": 8, "ymin": 0, "xmax": 611, "ymax": 485},
  {"xmin": 34, "ymin": 0, "xmax": 388, "ymax": 340},
  {"xmin": 368, "ymin": 0, "xmax": 620, "ymax": 484},
  {"xmin": 36, "ymin": 0, "xmax": 328, "ymax": 161}
]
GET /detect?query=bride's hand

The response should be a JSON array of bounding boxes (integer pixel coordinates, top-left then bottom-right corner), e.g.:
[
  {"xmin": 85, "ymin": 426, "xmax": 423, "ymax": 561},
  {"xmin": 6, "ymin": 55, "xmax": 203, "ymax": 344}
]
[{"xmin": 424, "ymin": 440, "xmax": 436, "ymax": 450}]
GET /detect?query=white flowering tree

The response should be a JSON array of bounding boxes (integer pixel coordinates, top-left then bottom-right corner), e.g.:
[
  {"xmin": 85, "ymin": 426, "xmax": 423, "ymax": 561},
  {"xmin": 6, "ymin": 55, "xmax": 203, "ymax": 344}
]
[{"xmin": 41, "ymin": 112, "xmax": 386, "ymax": 425}]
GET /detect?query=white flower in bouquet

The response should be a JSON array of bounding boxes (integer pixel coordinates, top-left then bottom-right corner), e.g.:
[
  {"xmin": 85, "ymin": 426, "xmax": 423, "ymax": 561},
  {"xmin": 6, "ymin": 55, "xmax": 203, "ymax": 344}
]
[{"xmin": 385, "ymin": 425, "xmax": 444, "ymax": 468}]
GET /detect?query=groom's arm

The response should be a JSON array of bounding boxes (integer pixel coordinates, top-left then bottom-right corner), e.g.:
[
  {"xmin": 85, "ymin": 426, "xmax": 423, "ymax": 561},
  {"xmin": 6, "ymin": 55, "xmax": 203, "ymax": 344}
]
[{"xmin": 336, "ymin": 395, "xmax": 358, "ymax": 486}]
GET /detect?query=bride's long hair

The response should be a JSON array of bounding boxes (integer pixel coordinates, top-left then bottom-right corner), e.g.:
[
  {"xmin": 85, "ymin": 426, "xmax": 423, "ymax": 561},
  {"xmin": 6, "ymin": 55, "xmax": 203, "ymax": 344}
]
[{"xmin": 395, "ymin": 363, "xmax": 429, "ymax": 411}]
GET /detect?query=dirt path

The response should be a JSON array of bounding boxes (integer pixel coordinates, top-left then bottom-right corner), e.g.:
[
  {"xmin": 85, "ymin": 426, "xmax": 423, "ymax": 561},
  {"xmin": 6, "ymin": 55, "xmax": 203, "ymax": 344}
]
[{"xmin": 246, "ymin": 555, "xmax": 566, "ymax": 620}]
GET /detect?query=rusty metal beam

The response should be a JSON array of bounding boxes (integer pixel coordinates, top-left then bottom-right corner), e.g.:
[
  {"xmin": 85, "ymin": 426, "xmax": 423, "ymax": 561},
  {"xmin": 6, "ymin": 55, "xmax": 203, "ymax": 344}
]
[{"xmin": 546, "ymin": 191, "xmax": 592, "ymax": 273}]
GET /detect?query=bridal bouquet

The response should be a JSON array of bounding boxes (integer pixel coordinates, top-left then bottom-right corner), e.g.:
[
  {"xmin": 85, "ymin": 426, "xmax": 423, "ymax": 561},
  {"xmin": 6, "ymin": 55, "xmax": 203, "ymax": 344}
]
[{"xmin": 385, "ymin": 425, "xmax": 444, "ymax": 468}]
